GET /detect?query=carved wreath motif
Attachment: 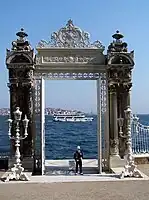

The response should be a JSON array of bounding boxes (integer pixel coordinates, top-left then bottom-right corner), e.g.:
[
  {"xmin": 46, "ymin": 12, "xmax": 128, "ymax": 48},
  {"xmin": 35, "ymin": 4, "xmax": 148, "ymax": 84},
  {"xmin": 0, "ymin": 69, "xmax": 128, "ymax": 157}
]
[{"xmin": 37, "ymin": 19, "xmax": 105, "ymax": 50}]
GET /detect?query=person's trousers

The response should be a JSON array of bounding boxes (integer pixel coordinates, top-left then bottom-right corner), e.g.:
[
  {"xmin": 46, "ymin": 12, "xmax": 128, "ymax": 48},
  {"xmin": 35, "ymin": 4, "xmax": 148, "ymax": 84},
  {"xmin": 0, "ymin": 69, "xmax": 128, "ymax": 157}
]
[{"xmin": 75, "ymin": 160, "xmax": 82, "ymax": 173}]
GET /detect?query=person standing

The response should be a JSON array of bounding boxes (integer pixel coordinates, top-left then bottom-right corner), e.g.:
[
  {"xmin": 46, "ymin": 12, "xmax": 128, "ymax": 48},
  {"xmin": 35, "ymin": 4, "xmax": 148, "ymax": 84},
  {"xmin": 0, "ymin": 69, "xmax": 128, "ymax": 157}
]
[{"xmin": 74, "ymin": 146, "xmax": 83, "ymax": 175}]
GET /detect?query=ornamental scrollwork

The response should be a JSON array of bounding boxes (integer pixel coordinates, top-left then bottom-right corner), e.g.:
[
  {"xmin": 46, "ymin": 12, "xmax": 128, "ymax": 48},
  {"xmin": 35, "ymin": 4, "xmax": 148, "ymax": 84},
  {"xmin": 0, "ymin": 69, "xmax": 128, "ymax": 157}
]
[
  {"xmin": 26, "ymin": 70, "xmax": 34, "ymax": 79},
  {"xmin": 42, "ymin": 56, "xmax": 93, "ymax": 63},
  {"xmin": 35, "ymin": 56, "xmax": 42, "ymax": 64},
  {"xmin": 37, "ymin": 19, "xmax": 105, "ymax": 50}
]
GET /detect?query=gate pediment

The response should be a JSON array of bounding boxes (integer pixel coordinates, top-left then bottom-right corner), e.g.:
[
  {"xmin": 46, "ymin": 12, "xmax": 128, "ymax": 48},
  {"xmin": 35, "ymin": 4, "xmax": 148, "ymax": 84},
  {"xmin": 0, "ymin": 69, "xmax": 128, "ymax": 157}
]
[{"xmin": 35, "ymin": 20, "xmax": 106, "ymax": 73}]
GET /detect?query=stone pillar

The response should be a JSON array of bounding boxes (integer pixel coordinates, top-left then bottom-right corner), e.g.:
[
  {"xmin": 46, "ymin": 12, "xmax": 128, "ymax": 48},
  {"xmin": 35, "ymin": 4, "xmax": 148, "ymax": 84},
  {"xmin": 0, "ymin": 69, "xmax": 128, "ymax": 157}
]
[
  {"xmin": 109, "ymin": 84, "xmax": 119, "ymax": 156},
  {"xmin": 6, "ymin": 29, "xmax": 35, "ymax": 167},
  {"xmin": 96, "ymin": 78, "xmax": 102, "ymax": 173},
  {"xmin": 117, "ymin": 89, "xmax": 124, "ymax": 158},
  {"xmin": 123, "ymin": 84, "xmax": 131, "ymax": 128},
  {"xmin": 21, "ymin": 81, "xmax": 34, "ymax": 157},
  {"xmin": 107, "ymin": 30, "xmax": 134, "ymax": 169}
]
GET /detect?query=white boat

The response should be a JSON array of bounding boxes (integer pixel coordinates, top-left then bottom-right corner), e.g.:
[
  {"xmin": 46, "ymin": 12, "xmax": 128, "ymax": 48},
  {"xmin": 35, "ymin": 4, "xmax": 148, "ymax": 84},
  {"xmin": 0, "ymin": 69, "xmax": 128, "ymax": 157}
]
[{"xmin": 53, "ymin": 113, "xmax": 93, "ymax": 122}]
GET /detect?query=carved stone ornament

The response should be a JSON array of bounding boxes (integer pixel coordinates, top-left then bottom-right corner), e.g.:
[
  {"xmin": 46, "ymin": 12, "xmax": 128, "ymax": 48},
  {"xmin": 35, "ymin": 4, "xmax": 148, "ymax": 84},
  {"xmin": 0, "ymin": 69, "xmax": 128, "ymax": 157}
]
[
  {"xmin": 37, "ymin": 19, "xmax": 105, "ymax": 50},
  {"xmin": 34, "ymin": 72, "xmax": 100, "ymax": 80},
  {"xmin": 110, "ymin": 138, "xmax": 119, "ymax": 155},
  {"xmin": 11, "ymin": 29, "xmax": 32, "ymax": 52},
  {"xmin": 100, "ymin": 73, "xmax": 107, "ymax": 113},
  {"xmin": 35, "ymin": 56, "xmax": 41, "ymax": 64},
  {"xmin": 109, "ymin": 83, "xmax": 117, "ymax": 93},
  {"xmin": 42, "ymin": 56, "xmax": 93, "ymax": 63}
]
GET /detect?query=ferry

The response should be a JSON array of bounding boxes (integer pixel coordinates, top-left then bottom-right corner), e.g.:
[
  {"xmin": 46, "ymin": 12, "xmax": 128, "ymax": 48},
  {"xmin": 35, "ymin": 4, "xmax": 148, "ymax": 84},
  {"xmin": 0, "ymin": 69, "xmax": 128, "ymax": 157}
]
[{"xmin": 53, "ymin": 113, "xmax": 93, "ymax": 122}]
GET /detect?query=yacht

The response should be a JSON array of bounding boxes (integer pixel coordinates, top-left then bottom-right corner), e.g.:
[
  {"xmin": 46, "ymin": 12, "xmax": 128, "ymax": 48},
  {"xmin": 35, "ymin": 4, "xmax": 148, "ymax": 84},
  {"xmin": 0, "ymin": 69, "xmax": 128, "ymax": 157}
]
[{"xmin": 53, "ymin": 113, "xmax": 93, "ymax": 122}]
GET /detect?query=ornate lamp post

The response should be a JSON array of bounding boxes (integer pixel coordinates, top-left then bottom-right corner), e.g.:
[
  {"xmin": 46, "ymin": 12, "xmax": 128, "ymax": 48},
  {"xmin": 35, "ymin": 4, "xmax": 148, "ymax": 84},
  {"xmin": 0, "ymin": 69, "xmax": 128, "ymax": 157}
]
[
  {"xmin": 120, "ymin": 106, "xmax": 143, "ymax": 178},
  {"xmin": 3, "ymin": 107, "xmax": 30, "ymax": 182}
]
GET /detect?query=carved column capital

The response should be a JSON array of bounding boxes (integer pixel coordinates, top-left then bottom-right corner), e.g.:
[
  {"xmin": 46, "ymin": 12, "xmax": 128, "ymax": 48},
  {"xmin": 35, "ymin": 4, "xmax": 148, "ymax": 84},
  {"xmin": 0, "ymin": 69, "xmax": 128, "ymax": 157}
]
[
  {"xmin": 109, "ymin": 83, "xmax": 117, "ymax": 94},
  {"xmin": 123, "ymin": 68, "xmax": 132, "ymax": 79},
  {"xmin": 122, "ymin": 82, "xmax": 132, "ymax": 92}
]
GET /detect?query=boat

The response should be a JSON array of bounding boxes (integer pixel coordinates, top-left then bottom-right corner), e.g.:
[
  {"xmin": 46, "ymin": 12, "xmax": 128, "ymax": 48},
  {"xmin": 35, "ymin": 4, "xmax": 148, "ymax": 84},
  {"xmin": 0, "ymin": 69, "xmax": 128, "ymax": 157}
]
[{"xmin": 53, "ymin": 113, "xmax": 93, "ymax": 122}]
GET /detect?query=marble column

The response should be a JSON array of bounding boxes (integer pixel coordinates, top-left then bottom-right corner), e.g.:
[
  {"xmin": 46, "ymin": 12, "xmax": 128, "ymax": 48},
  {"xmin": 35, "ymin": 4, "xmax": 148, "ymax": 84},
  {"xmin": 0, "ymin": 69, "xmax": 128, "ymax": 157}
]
[
  {"xmin": 109, "ymin": 84, "xmax": 119, "ymax": 155},
  {"xmin": 117, "ymin": 90, "xmax": 125, "ymax": 158},
  {"xmin": 8, "ymin": 83, "xmax": 18, "ymax": 155},
  {"xmin": 21, "ymin": 83, "xmax": 34, "ymax": 157},
  {"xmin": 96, "ymin": 78, "xmax": 102, "ymax": 173},
  {"xmin": 119, "ymin": 85, "xmax": 131, "ymax": 157}
]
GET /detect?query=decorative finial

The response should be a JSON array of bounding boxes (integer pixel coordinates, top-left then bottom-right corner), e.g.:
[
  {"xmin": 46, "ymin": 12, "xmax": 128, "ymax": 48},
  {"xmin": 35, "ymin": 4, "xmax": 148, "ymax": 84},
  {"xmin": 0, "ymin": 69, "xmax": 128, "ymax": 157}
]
[
  {"xmin": 112, "ymin": 30, "xmax": 124, "ymax": 40},
  {"xmin": 108, "ymin": 30, "xmax": 128, "ymax": 52},
  {"xmin": 11, "ymin": 28, "xmax": 31, "ymax": 51},
  {"xmin": 16, "ymin": 28, "xmax": 28, "ymax": 39},
  {"xmin": 66, "ymin": 19, "xmax": 74, "ymax": 27}
]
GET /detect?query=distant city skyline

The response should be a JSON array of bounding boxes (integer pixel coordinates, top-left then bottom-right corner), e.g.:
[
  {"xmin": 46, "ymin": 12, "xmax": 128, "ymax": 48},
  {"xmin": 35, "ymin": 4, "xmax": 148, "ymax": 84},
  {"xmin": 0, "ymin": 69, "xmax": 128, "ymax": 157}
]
[
  {"xmin": 45, "ymin": 80, "xmax": 97, "ymax": 114},
  {"xmin": 0, "ymin": 1, "xmax": 149, "ymax": 113}
]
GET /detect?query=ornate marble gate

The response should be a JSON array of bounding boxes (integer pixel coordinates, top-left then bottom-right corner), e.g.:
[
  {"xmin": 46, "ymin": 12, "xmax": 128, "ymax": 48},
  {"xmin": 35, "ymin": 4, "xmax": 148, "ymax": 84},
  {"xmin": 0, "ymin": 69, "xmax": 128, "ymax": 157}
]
[{"xmin": 6, "ymin": 20, "xmax": 134, "ymax": 175}]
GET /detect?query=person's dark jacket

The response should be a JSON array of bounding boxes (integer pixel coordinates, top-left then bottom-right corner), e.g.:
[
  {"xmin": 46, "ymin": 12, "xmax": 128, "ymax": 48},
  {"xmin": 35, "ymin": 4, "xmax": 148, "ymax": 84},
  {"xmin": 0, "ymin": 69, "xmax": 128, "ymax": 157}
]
[{"xmin": 74, "ymin": 150, "xmax": 83, "ymax": 162}]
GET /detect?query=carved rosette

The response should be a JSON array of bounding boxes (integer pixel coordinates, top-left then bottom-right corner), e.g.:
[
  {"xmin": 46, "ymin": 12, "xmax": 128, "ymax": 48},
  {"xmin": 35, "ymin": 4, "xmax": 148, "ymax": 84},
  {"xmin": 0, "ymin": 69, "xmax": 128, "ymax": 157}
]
[{"xmin": 34, "ymin": 72, "xmax": 100, "ymax": 80}]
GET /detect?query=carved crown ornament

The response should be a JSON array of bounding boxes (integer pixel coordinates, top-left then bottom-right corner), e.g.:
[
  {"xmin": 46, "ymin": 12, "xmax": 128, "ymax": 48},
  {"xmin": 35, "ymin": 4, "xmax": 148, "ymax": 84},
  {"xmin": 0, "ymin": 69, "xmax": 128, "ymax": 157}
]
[{"xmin": 37, "ymin": 19, "xmax": 105, "ymax": 50}]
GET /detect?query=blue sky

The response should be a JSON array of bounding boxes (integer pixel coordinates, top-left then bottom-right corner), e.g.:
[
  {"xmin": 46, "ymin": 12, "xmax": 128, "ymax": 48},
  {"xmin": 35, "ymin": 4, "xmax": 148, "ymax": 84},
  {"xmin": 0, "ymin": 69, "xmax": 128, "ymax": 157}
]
[{"xmin": 0, "ymin": 0, "xmax": 149, "ymax": 113}]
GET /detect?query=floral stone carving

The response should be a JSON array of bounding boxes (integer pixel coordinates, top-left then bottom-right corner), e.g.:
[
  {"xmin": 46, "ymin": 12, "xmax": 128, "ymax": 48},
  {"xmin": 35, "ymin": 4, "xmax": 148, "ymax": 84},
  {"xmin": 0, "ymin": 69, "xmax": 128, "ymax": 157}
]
[{"xmin": 37, "ymin": 19, "xmax": 105, "ymax": 50}]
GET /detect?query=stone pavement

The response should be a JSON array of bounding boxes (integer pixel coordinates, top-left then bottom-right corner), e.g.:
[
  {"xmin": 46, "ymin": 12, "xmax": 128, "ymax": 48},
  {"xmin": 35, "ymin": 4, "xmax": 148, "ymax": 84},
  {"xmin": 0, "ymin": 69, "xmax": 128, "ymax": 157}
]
[
  {"xmin": 0, "ymin": 163, "xmax": 149, "ymax": 183},
  {"xmin": 0, "ymin": 165, "xmax": 149, "ymax": 200},
  {"xmin": 0, "ymin": 172, "xmax": 149, "ymax": 184},
  {"xmin": 138, "ymin": 164, "xmax": 149, "ymax": 176},
  {"xmin": 0, "ymin": 180, "xmax": 149, "ymax": 200}
]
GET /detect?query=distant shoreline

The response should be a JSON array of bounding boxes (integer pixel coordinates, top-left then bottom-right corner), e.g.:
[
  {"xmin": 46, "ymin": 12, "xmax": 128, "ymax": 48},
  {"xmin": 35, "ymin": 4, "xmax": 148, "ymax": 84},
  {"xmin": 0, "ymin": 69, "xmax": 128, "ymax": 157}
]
[{"xmin": 0, "ymin": 107, "xmax": 97, "ymax": 116}]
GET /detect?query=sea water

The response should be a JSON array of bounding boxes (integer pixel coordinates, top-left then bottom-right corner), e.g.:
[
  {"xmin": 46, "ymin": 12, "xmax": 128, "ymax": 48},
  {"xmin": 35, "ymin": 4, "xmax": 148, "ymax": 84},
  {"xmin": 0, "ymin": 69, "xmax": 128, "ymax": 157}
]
[{"xmin": 0, "ymin": 115, "xmax": 149, "ymax": 159}]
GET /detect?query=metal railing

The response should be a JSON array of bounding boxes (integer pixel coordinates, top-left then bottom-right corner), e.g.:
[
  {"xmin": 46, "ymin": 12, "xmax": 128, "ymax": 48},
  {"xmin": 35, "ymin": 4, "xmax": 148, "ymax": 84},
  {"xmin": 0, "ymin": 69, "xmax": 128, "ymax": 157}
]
[{"xmin": 132, "ymin": 115, "xmax": 149, "ymax": 155}]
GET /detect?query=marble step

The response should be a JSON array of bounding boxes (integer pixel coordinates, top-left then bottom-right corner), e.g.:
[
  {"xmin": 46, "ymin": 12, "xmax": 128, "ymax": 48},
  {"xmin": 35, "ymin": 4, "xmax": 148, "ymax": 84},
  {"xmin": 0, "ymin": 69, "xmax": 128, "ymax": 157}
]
[{"xmin": 45, "ymin": 166, "xmax": 99, "ymax": 175}]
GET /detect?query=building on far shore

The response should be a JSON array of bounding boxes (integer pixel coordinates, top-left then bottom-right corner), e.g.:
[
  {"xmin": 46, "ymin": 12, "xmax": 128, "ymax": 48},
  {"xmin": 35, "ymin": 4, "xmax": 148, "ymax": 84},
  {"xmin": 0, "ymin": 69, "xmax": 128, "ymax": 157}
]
[
  {"xmin": 0, "ymin": 108, "xmax": 10, "ymax": 116},
  {"xmin": 0, "ymin": 107, "xmax": 88, "ymax": 116}
]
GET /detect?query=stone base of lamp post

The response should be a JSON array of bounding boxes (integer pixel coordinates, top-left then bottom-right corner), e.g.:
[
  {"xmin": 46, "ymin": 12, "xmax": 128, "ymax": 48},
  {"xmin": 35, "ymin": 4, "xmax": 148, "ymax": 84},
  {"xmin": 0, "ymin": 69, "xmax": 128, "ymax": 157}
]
[
  {"xmin": 2, "ymin": 164, "xmax": 30, "ymax": 182},
  {"xmin": 119, "ymin": 107, "xmax": 143, "ymax": 179},
  {"xmin": 119, "ymin": 161, "xmax": 143, "ymax": 179}
]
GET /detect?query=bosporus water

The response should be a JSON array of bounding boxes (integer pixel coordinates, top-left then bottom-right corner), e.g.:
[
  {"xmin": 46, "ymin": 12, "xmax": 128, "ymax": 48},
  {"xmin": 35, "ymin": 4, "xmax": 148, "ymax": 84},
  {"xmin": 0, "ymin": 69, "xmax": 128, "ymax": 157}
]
[{"xmin": 0, "ymin": 114, "xmax": 149, "ymax": 160}]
